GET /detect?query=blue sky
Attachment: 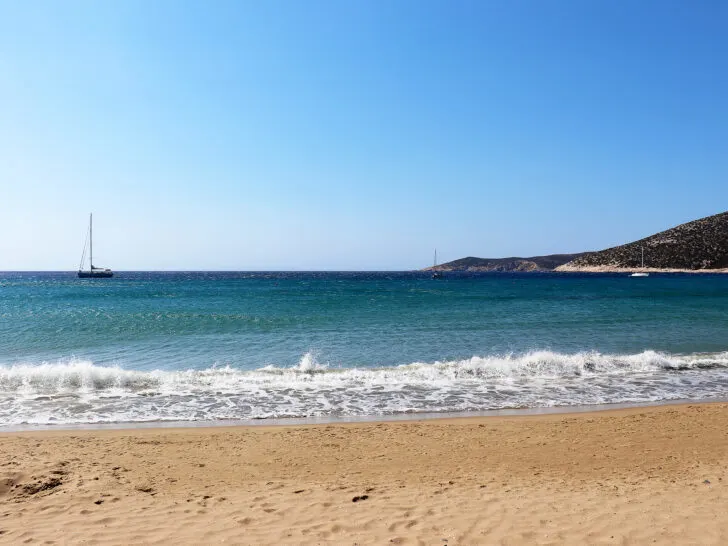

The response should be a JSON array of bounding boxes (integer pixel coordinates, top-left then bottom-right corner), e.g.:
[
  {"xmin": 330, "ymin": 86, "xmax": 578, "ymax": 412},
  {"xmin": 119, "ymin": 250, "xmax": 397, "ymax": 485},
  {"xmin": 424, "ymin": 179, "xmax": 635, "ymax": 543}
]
[{"xmin": 1, "ymin": 0, "xmax": 726, "ymax": 270}]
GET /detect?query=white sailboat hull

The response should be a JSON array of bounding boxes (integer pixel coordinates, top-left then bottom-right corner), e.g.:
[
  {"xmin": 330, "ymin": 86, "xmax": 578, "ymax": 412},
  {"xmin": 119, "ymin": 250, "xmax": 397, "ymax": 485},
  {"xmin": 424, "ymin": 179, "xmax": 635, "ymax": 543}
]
[{"xmin": 78, "ymin": 269, "xmax": 113, "ymax": 278}]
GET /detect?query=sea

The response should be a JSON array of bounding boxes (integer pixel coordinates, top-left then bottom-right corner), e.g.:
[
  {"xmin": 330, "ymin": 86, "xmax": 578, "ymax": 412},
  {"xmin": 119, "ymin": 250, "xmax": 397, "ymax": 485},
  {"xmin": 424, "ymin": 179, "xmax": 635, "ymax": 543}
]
[{"xmin": 1, "ymin": 271, "xmax": 728, "ymax": 428}]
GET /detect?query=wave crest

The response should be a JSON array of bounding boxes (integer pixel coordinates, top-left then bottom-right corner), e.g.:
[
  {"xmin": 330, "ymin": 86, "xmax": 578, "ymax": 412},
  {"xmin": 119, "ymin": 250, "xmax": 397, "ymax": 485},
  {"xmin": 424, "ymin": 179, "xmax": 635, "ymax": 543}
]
[{"xmin": 1, "ymin": 350, "xmax": 727, "ymax": 396}]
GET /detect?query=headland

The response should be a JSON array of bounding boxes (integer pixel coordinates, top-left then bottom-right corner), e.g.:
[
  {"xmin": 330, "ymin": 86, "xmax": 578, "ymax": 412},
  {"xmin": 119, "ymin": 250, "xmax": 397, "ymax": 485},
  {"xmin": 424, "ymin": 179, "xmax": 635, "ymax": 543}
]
[{"xmin": 429, "ymin": 211, "xmax": 728, "ymax": 274}]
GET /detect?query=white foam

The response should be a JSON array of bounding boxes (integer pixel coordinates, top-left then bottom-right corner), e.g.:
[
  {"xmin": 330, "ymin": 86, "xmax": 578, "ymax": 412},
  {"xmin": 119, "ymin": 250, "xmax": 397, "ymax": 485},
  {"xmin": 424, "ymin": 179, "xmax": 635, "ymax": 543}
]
[{"xmin": 1, "ymin": 350, "xmax": 728, "ymax": 426}]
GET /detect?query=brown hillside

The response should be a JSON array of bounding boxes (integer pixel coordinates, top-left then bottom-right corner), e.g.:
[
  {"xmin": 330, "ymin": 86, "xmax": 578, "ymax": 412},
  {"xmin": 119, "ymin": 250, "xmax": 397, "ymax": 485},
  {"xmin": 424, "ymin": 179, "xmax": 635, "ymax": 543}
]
[{"xmin": 562, "ymin": 212, "xmax": 728, "ymax": 270}]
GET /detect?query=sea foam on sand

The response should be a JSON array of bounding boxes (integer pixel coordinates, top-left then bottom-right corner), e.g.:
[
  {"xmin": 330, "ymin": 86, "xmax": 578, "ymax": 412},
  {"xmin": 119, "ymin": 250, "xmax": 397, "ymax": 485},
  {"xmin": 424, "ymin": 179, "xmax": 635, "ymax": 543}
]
[{"xmin": 1, "ymin": 403, "xmax": 728, "ymax": 544}]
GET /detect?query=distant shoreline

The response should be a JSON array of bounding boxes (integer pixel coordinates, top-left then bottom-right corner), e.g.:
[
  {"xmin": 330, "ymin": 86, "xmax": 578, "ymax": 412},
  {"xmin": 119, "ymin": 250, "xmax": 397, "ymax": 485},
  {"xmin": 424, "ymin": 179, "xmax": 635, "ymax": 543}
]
[
  {"xmin": 425, "ymin": 265, "xmax": 728, "ymax": 274},
  {"xmin": 555, "ymin": 265, "xmax": 728, "ymax": 274},
  {"xmin": 428, "ymin": 211, "xmax": 728, "ymax": 274}
]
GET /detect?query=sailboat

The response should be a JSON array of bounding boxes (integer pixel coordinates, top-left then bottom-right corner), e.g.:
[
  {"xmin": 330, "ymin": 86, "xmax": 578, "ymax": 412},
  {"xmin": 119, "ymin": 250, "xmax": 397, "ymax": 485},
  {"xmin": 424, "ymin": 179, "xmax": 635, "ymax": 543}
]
[
  {"xmin": 431, "ymin": 249, "xmax": 444, "ymax": 279},
  {"xmin": 630, "ymin": 246, "xmax": 649, "ymax": 277},
  {"xmin": 78, "ymin": 213, "xmax": 113, "ymax": 278}
]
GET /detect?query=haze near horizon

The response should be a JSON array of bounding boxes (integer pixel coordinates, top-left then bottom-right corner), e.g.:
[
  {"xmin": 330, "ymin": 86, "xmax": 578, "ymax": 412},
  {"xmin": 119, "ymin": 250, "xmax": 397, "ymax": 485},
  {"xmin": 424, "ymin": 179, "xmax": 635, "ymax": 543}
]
[{"xmin": 1, "ymin": 0, "xmax": 726, "ymax": 270}]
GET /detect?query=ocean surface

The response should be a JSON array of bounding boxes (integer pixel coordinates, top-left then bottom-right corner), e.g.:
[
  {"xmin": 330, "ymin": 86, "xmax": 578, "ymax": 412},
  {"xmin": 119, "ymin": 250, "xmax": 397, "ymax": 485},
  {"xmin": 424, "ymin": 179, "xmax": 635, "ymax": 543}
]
[{"xmin": 1, "ymin": 271, "xmax": 728, "ymax": 427}]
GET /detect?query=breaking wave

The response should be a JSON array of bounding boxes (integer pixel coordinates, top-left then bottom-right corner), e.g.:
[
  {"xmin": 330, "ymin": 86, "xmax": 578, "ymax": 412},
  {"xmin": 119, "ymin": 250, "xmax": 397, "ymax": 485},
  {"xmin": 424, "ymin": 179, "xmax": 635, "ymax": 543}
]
[{"xmin": 2, "ymin": 350, "xmax": 728, "ymax": 426}]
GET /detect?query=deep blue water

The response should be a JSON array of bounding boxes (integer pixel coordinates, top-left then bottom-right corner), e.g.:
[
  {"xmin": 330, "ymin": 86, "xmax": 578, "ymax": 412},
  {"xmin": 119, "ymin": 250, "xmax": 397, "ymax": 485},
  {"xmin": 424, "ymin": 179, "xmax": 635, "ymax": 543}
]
[{"xmin": 1, "ymin": 271, "xmax": 728, "ymax": 425}]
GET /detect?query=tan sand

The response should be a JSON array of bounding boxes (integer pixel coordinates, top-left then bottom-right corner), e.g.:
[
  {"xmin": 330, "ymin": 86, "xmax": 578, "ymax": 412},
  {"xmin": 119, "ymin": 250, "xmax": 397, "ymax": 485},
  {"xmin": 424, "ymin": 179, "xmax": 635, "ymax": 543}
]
[{"xmin": 2, "ymin": 403, "xmax": 728, "ymax": 545}]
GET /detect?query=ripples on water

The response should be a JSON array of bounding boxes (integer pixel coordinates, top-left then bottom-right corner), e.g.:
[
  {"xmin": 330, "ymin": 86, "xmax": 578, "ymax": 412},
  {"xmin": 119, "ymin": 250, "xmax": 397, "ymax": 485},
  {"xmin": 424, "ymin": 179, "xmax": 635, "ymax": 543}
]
[{"xmin": 1, "ymin": 271, "xmax": 728, "ymax": 425}]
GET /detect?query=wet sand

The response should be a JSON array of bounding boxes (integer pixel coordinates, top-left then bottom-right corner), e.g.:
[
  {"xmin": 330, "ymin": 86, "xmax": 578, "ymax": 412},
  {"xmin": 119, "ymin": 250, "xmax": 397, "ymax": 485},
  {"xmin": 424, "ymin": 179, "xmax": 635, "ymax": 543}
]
[{"xmin": 2, "ymin": 403, "xmax": 728, "ymax": 544}]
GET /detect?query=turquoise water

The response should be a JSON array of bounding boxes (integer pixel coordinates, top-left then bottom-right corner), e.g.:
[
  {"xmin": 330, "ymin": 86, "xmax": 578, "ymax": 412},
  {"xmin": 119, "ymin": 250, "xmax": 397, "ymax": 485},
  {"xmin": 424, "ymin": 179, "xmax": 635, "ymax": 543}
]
[{"xmin": 1, "ymin": 271, "xmax": 728, "ymax": 425}]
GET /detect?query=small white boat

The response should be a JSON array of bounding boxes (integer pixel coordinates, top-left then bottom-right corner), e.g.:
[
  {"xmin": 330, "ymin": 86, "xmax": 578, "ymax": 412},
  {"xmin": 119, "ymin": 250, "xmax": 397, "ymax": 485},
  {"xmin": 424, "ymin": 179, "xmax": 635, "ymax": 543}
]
[{"xmin": 630, "ymin": 246, "xmax": 649, "ymax": 277}]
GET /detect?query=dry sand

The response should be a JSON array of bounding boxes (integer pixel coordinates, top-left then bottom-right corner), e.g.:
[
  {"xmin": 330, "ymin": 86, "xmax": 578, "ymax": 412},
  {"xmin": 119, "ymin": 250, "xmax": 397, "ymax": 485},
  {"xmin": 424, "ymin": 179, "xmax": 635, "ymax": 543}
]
[{"xmin": 2, "ymin": 403, "xmax": 728, "ymax": 545}]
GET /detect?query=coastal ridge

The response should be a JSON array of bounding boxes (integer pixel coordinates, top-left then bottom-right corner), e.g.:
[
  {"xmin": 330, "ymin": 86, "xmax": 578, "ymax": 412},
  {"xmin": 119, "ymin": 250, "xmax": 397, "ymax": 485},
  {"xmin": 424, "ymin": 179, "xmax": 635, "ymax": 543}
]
[{"xmin": 428, "ymin": 211, "xmax": 728, "ymax": 273}]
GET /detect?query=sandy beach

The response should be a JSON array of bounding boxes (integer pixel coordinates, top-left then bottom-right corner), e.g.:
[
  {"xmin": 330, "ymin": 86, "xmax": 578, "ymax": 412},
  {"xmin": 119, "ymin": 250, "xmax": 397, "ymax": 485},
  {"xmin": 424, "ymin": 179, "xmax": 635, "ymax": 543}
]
[{"xmin": 1, "ymin": 403, "xmax": 728, "ymax": 545}]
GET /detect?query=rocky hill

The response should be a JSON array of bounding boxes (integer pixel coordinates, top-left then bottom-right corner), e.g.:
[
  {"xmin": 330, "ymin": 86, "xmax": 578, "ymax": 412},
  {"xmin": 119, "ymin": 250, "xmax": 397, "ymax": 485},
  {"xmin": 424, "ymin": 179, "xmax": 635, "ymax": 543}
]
[
  {"xmin": 558, "ymin": 211, "xmax": 728, "ymax": 271},
  {"xmin": 428, "ymin": 254, "xmax": 587, "ymax": 272}
]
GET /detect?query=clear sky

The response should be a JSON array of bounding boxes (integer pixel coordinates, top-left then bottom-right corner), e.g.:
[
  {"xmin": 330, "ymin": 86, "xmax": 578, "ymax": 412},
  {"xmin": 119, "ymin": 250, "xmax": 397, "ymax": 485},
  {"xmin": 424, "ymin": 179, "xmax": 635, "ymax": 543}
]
[{"xmin": 1, "ymin": 0, "xmax": 726, "ymax": 270}]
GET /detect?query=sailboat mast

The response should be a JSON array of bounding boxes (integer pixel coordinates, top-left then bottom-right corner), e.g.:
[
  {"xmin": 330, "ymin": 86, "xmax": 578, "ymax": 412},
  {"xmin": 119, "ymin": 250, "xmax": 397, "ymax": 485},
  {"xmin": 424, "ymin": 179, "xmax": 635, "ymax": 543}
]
[
  {"xmin": 434, "ymin": 249, "xmax": 437, "ymax": 267},
  {"xmin": 641, "ymin": 246, "xmax": 644, "ymax": 268},
  {"xmin": 90, "ymin": 213, "xmax": 93, "ymax": 270}
]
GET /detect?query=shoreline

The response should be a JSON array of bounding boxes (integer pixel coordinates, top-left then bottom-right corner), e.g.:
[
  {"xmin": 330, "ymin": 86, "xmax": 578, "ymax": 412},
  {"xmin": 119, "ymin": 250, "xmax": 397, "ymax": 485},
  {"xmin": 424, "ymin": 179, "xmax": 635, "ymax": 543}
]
[
  {"xmin": 2, "ymin": 401, "xmax": 728, "ymax": 544},
  {"xmin": 426, "ymin": 266, "xmax": 728, "ymax": 273},
  {"xmin": 556, "ymin": 265, "xmax": 728, "ymax": 273},
  {"xmin": 2, "ymin": 396, "xmax": 726, "ymax": 434}
]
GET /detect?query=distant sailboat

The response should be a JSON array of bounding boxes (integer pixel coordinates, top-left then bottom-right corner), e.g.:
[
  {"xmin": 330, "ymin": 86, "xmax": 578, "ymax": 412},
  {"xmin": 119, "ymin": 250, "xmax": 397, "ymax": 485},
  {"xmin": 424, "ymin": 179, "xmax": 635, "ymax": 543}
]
[
  {"xmin": 630, "ymin": 246, "xmax": 649, "ymax": 277},
  {"xmin": 432, "ymin": 249, "xmax": 444, "ymax": 279},
  {"xmin": 78, "ymin": 213, "xmax": 113, "ymax": 278}
]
